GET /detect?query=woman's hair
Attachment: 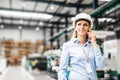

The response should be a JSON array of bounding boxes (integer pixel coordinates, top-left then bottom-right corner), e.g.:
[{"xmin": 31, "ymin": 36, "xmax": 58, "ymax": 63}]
[{"xmin": 70, "ymin": 30, "xmax": 77, "ymax": 40}]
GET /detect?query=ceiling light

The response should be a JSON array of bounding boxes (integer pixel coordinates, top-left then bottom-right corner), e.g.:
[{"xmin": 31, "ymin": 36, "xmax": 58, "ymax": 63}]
[
  {"xmin": 50, "ymin": 2, "xmax": 55, "ymax": 10},
  {"xmin": 20, "ymin": 20, "xmax": 23, "ymax": 24},
  {"xmin": 50, "ymin": 6, "xmax": 55, "ymax": 10},
  {"xmin": 0, "ymin": 25, "xmax": 4, "ymax": 29},
  {"xmin": 39, "ymin": 22, "xmax": 44, "ymax": 26},
  {"xmin": 18, "ymin": 26, "xmax": 22, "ymax": 30},
  {"xmin": 0, "ymin": 10, "xmax": 53, "ymax": 20},
  {"xmin": 35, "ymin": 27, "xmax": 39, "ymax": 31},
  {"xmin": 22, "ymin": 3, "xmax": 26, "ymax": 8}
]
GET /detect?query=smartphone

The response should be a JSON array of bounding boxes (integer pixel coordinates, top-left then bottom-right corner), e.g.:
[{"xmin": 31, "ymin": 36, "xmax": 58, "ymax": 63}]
[{"xmin": 87, "ymin": 30, "xmax": 92, "ymax": 40}]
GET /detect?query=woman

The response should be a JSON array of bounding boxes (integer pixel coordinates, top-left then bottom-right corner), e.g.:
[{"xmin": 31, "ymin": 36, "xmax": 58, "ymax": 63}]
[{"xmin": 58, "ymin": 13, "xmax": 105, "ymax": 80}]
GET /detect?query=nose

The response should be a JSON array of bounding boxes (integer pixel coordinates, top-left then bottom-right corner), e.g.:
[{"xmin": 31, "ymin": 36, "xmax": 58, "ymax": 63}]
[{"xmin": 79, "ymin": 25, "xmax": 84, "ymax": 28}]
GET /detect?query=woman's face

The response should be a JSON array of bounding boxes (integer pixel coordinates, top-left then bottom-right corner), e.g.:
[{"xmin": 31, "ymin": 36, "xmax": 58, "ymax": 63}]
[{"xmin": 75, "ymin": 20, "xmax": 90, "ymax": 36}]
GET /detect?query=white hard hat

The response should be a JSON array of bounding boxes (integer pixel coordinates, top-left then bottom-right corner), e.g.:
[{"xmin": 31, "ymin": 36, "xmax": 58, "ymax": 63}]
[{"xmin": 73, "ymin": 13, "xmax": 93, "ymax": 29}]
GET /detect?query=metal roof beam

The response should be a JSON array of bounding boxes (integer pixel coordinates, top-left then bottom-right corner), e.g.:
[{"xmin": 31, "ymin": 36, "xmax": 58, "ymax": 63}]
[
  {"xmin": 23, "ymin": 0, "xmax": 92, "ymax": 8},
  {"xmin": 1, "ymin": 17, "xmax": 70, "ymax": 25},
  {"xmin": 0, "ymin": 23, "xmax": 65, "ymax": 29},
  {"xmin": 0, "ymin": 8, "xmax": 74, "ymax": 17}
]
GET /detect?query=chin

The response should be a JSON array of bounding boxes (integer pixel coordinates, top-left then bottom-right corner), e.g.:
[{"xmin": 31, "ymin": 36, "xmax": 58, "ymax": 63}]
[
  {"xmin": 79, "ymin": 32, "xmax": 87, "ymax": 35},
  {"xmin": 79, "ymin": 34, "xmax": 86, "ymax": 36}
]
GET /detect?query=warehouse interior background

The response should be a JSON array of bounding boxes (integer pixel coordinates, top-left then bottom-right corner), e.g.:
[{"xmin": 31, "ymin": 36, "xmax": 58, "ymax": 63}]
[{"xmin": 0, "ymin": 0, "xmax": 120, "ymax": 80}]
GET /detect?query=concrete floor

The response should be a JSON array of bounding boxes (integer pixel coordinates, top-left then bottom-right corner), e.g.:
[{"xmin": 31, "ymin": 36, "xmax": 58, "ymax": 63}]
[
  {"xmin": 31, "ymin": 69, "xmax": 56, "ymax": 80},
  {"xmin": 0, "ymin": 66, "xmax": 56, "ymax": 80}
]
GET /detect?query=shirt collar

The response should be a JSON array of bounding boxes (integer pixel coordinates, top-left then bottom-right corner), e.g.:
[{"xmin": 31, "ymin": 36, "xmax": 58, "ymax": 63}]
[{"xmin": 72, "ymin": 38, "xmax": 91, "ymax": 46}]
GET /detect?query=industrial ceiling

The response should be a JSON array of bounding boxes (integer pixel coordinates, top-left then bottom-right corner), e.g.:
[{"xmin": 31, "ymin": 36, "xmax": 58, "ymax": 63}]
[{"xmin": 0, "ymin": 0, "xmax": 119, "ymax": 30}]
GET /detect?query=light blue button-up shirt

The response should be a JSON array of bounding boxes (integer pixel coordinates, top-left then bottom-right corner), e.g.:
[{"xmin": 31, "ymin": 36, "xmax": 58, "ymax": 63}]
[{"xmin": 58, "ymin": 38, "xmax": 105, "ymax": 80}]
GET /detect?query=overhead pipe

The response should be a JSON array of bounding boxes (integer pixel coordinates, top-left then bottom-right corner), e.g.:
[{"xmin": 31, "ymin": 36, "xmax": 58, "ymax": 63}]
[
  {"xmin": 49, "ymin": 26, "xmax": 73, "ymax": 41},
  {"xmin": 90, "ymin": 0, "xmax": 120, "ymax": 17}
]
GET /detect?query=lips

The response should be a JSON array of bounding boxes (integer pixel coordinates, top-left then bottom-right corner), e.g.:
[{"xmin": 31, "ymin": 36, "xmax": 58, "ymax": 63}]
[{"xmin": 79, "ymin": 30, "xmax": 85, "ymax": 32}]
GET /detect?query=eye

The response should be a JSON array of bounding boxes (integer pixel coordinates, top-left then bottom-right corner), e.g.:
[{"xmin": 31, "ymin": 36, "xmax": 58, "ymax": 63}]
[
  {"xmin": 77, "ymin": 23, "xmax": 81, "ymax": 26},
  {"xmin": 83, "ymin": 23, "xmax": 89, "ymax": 27}
]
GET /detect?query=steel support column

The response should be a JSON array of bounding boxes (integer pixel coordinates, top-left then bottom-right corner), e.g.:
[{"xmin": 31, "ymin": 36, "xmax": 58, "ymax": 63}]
[
  {"xmin": 56, "ymin": 24, "xmax": 60, "ymax": 49},
  {"xmin": 93, "ymin": 0, "xmax": 99, "ymax": 30},
  {"xmin": 50, "ymin": 27, "xmax": 54, "ymax": 47},
  {"xmin": 43, "ymin": 27, "xmax": 46, "ymax": 51},
  {"xmin": 65, "ymin": 16, "xmax": 68, "ymax": 42},
  {"xmin": 76, "ymin": 6, "xmax": 80, "ymax": 14}
]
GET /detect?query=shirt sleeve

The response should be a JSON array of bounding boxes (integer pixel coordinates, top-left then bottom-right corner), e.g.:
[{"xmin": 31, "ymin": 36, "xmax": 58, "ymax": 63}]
[
  {"xmin": 58, "ymin": 43, "xmax": 70, "ymax": 80},
  {"xmin": 94, "ymin": 47, "xmax": 105, "ymax": 69}
]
